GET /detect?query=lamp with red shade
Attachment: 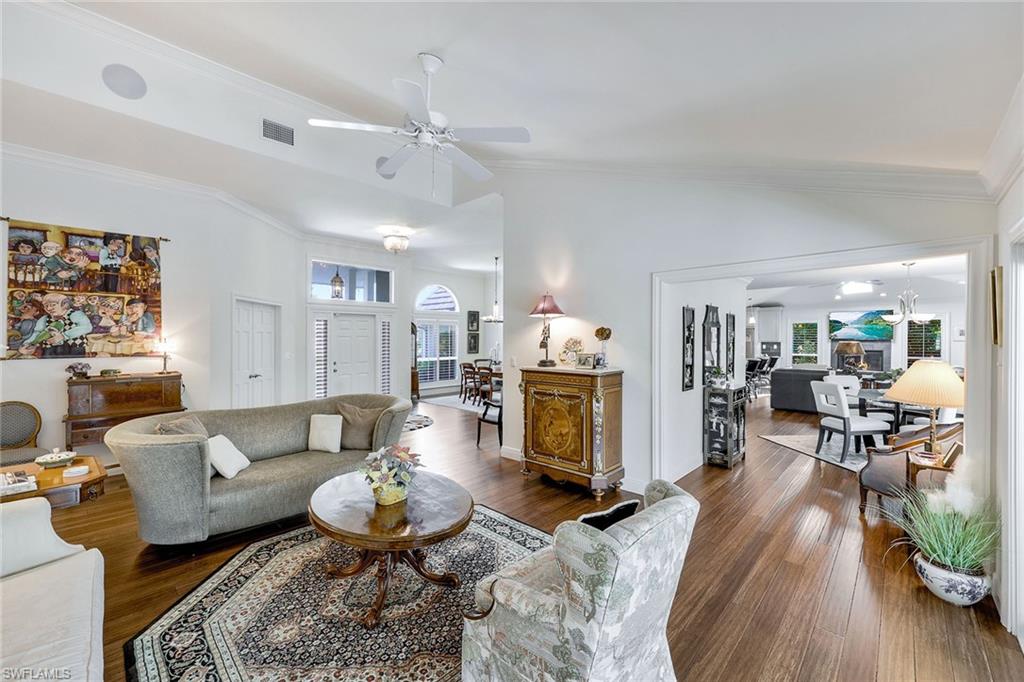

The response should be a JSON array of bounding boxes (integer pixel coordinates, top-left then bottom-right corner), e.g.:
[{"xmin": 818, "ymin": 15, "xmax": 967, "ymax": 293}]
[{"xmin": 529, "ymin": 293, "xmax": 565, "ymax": 367}]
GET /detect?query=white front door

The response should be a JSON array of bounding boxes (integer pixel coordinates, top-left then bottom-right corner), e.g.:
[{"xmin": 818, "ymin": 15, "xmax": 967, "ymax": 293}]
[
  {"xmin": 233, "ymin": 299, "xmax": 278, "ymax": 408},
  {"xmin": 330, "ymin": 313, "xmax": 375, "ymax": 395}
]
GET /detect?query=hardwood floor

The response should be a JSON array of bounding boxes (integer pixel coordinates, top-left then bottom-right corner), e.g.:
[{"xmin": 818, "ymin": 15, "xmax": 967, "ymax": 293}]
[{"xmin": 48, "ymin": 397, "xmax": 1023, "ymax": 681}]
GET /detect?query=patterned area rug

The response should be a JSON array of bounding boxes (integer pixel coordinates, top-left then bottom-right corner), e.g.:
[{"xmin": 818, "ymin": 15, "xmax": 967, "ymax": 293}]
[
  {"xmin": 403, "ymin": 413, "xmax": 435, "ymax": 431},
  {"xmin": 759, "ymin": 433, "xmax": 870, "ymax": 473},
  {"xmin": 126, "ymin": 506, "xmax": 549, "ymax": 681}
]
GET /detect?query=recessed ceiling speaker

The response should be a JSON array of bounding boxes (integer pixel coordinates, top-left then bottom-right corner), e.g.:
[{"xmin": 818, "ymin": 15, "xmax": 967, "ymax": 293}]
[{"xmin": 102, "ymin": 64, "xmax": 148, "ymax": 100}]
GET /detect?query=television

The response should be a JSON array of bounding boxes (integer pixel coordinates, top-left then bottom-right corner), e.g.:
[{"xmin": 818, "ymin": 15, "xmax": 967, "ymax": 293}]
[{"xmin": 828, "ymin": 310, "xmax": 894, "ymax": 341}]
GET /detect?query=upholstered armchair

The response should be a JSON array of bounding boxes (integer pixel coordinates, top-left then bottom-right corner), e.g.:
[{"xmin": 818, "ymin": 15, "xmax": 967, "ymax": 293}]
[{"xmin": 462, "ymin": 480, "xmax": 700, "ymax": 682}]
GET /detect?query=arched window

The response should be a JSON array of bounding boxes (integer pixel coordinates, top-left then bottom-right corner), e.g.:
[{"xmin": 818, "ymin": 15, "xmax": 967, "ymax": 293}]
[{"xmin": 415, "ymin": 285, "xmax": 459, "ymax": 312}]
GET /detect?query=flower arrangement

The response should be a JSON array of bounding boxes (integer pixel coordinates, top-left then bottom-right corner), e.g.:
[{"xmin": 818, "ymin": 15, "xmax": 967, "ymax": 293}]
[
  {"xmin": 359, "ymin": 444, "xmax": 423, "ymax": 505},
  {"xmin": 65, "ymin": 362, "xmax": 91, "ymax": 379}
]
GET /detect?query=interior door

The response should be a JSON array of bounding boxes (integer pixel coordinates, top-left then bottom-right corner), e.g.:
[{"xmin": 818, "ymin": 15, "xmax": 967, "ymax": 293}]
[
  {"xmin": 232, "ymin": 299, "xmax": 278, "ymax": 408},
  {"xmin": 330, "ymin": 313, "xmax": 375, "ymax": 395}
]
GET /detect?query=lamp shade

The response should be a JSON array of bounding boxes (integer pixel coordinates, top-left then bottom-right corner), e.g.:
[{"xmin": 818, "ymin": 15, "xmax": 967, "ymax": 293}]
[
  {"xmin": 835, "ymin": 341, "xmax": 865, "ymax": 355},
  {"xmin": 884, "ymin": 359, "xmax": 964, "ymax": 408},
  {"xmin": 529, "ymin": 293, "xmax": 565, "ymax": 318}
]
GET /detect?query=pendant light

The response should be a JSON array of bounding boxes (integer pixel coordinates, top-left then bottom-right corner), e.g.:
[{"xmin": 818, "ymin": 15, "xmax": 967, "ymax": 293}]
[
  {"xmin": 881, "ymin": 262, "xmax": 935, "ymax": 325},
  {"xmin": 482, "ymin": 256, "xmax": 503, "ymax": 323},
  {"xmin": 330, "ymin": 267, "xmax": 345, "ymax": 299}
]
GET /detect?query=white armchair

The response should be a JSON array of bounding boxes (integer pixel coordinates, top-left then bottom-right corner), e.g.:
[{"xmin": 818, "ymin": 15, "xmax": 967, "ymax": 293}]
[
  {"xmin": 0, "ymin": 498, "xmax": 105, "ymax": 680},
  {"xmin": 462, "ymin": 480, "xmax": 700, "ymax": 681}
]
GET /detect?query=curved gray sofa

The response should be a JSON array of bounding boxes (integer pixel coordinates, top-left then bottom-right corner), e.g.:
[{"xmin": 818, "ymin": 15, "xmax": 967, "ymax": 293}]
[{"xmin": 105, "ymin": 394, "xmax": 412, "ymax": 545}]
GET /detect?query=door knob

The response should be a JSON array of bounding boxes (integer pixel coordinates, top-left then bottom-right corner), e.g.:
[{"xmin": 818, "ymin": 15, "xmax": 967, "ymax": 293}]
[{"xmin": 249, "ymin": 373, "xmax": 262, "ymax": 379}]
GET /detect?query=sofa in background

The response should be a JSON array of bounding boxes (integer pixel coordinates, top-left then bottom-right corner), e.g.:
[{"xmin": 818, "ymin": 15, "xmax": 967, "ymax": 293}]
[
  {"xmin": 0, "ymin": 498, "xmax": 105, "ymax": 681},
  {"xmin": 105, "ymin": 394, "xmax": 412, "ymax": 545},
  {"xmin": 769, "ymin": 366, "xmax": 830, "ymax": 413},
  {"xmin": 462, "ymin": 480, "xmax": 700, "ymax": 682}
]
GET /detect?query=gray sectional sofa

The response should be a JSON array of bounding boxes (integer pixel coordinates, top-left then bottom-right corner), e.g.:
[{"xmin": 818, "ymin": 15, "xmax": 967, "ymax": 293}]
[{"xmin": 105, "ymin": 395, "xmax": 411, "ymax": 545}]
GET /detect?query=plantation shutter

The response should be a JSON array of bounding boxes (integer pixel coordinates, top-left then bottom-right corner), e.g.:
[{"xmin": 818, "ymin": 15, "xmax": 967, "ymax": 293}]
[
  {"xmin": 791, "ymin": 322, "xmax": 818, "ymax": 364},
  {"xmin": 313, "ymin": 318, "xmax": 329, "ymax": 398},
  {"xmin": 907, "ymin": 319, "xmax": 942, "ymax": 364},
  {"xmin": 380, "ymin": 318, "xmax": 392, "ymax": 394}
]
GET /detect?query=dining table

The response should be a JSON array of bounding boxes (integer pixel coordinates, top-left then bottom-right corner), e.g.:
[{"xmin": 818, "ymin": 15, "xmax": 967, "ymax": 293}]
[{"xmin": 856, "ymin": 388, "xmax": 901, "ymax": 433}]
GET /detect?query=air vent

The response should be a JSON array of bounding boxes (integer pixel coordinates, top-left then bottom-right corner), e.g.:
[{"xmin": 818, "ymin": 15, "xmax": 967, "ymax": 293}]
[{"xmin": 262, "ymin": 119, "xmax": 294, "ymax": 146}]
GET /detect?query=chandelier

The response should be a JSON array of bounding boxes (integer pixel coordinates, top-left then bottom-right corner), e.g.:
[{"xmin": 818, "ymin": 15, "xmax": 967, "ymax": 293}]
[
  {"xmin": 482, "ymin": 256, "xmax": 503, "ymax": 323},
  {"xmin": 881, "ymin": 262, "xmax": 935, "ymax": 325}
]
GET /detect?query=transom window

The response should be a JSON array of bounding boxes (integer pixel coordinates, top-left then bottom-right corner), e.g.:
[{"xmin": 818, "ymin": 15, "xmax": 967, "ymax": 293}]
[
  {"xmin": 310, "ymin": 260, "xmax": 392, "ymax": 303},
  {"xmin": 415, "ymin": 285, "xmax": 459, "ymax": 312},
  {"xmin": 791, "ymin": 322, "xmax": 819, "ymax": 364}
]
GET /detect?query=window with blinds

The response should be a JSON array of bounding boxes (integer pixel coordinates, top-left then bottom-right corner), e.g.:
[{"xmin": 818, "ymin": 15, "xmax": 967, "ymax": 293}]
[
  {"xmin": 791, "ymin": 322, "xmax": 818, "ymax": 364},
  {"xmin": 416, "ymin": 319, "xmax": 458, "ymax": 385},
  {"xmin": 907, "ymin": 319, "xmax": 942, "ymax": 365},
  {"xmin": 380, "ymin": 319, "xmax": 392, "ymax": 394},
  {"xmin": 313, "ymin": 318, "xmax": 329, "ymax": 398}
]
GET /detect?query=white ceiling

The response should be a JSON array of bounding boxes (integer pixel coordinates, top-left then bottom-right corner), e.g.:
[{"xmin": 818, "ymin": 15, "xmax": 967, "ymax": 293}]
[
  {"xmin": 79, "ymin": 1, "xmax": 1022, "ymax": 171},
  {"xmin": 747, "ymin": 254, "xmax": 968, "ymax": 307}
]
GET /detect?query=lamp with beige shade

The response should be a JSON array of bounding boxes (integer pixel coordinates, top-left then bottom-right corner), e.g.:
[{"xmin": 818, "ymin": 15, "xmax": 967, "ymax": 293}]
[{"xmin": 884, "ymin": 359, "xmax": 964, "ymax": 454}]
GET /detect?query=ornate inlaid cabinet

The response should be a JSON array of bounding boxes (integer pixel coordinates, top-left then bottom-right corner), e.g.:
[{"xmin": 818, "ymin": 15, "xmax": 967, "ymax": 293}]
[
  {"xmin": 520, "ymin": 367, "xmax": 624, "ymax": 499},
  {"xmin": 703, "ymin": 384, "xmax": 746, "ymax": 469}
]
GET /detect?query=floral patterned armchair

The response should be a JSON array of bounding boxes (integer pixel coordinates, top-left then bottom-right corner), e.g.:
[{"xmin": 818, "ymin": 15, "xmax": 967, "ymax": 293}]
[{"xmin": 462, "ymin": 480, "xmax": 700, "ymax": 681}]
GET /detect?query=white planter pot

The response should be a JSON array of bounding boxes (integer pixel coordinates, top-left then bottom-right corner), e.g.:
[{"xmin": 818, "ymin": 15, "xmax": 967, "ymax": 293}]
[{"xmin": 913, "ymin": 553, "xmax": 990, "ymax": 607}]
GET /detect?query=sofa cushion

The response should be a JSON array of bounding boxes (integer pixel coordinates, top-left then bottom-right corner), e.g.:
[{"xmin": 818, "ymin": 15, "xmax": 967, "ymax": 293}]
[
  {"xmin": 208, "ymin": 449, "xmax": 368, "ymax": 535},
  {"xmin": 308, "ymin": 414, "xmax": 343, "ymax": 453},
  {"xmin": 208, "ymin": 435, "xmax": 251, "ymax": 479},
  {"xmin": 1, "ymin": 548, "xmax": 104, "ymax": 681},
  {"xmin": 336, "ymin": 404, "xmax": 384, "ymax": 450},
  {"xmin": 156, "ymin": 414, "xmax": 209, "ymax": 438}
]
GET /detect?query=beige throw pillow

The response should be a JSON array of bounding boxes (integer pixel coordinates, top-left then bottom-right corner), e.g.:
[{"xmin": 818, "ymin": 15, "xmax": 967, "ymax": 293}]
[
  {"xmin": 155, "ymin": 414, "xmax": 209, "ymax": 438},
  {"xmin": 336, "ymin": 404, "xmax": 384, "ymax": 450},
  {"xmin": 308, "ymin": 414, "xmax": 343, "ymax": 453}
]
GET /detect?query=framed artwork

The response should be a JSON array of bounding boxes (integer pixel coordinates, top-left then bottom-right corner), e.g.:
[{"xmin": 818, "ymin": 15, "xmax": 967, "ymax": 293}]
[
  {"xmin": 703, "ymin": 305, "xmax": 721, "ymax": 384},
  {"xmin": 682, "ymin": 306, "xmax": 695, "ymax": 391},
  {"xmin": 990, "ymin": 266, "xmax": 1003, "ymax": 346},
  {"xmin": 467, "ymin": 332, "xmax": 480, "ymax": 354},
  {"xmin": 726, "ymin": 313, "xmax": 736, "ymax": 377},
  {"xmin": 576, "ymin": 353, "xmax": 596, "ymax": 369},
  {"xmin": 467, "ymin": 310, "xmax": 480, "ymax": 332},
  {"xmin": 5, "ymin": 219, "xmax": 163, "ymax": 360}
]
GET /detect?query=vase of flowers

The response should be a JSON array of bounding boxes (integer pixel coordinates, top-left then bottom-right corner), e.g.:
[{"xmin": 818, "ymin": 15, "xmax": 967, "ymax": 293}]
[
  {"xmin": 884, "ymin": 487, "xmax": 999, "ymax": 607},
  {"xmin": 708, "ymin": 367, "xmax": 729, "ymax": 387},
  {"xmin": 359, "ymin": 444, "xmax": 423, "ymax": 506}
]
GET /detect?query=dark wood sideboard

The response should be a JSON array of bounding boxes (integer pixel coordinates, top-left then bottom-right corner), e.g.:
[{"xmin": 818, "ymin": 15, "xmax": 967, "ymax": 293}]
[{"xmin": 64, "ymin": 372, "xmax": 184, "ymax": 449}]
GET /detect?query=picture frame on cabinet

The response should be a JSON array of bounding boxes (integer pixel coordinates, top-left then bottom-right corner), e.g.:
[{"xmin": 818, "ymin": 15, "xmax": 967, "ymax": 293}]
[
  {"xmin": 682, "ymin": 306, "xmax": 695, "ymax": 391},
  {"xmin": 576, "ymin": 353, "xmax": 596, "ymax": 369}
]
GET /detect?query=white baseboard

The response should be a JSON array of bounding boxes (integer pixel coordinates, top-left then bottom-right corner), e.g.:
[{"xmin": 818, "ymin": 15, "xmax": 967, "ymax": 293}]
[{"xmin": 500, "ymin": 446, "xmax": 521, "ymax": 461}]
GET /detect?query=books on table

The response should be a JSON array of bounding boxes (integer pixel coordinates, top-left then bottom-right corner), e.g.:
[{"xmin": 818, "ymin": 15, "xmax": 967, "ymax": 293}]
[{"xmin": 1, "ymin": 471, "xmax": 38, "ymax": 496}]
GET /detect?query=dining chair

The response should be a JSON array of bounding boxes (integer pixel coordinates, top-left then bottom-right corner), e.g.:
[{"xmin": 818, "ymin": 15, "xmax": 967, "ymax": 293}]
[
  {"xmin": 473, "ymin": 358, "xmax": 492, "ymax": 369},
  {"xmin": 0, "ymin": 401, "xmax": 46, "ymax": 466},
  {"xmin": 896, "ymin": 406, "xmax": 962, "ymax": 436},
  {"xmin": 476, "ymin": 399, "xmax": 503, "ymax": 447},
  {"xmin": 810, "ymin": 381, "xmax": 891, "ymax": 462},
  {"xmin": 858, "ymin": 422, "xmax": 964, "ymax": 513},
  {"xmin": 825, "ymin": 374, "xmax": 896, "ymax": 432},
  {"xmin": 459, "ymin": 363, "xmax": 475, "ymax": 401},
  {"xmin": 476, "ymin": 368, "xmax": 495, "ymax": 406}
]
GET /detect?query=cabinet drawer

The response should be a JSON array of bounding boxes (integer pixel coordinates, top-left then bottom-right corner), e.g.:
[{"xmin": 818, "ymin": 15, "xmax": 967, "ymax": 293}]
[{"xmin": 70, "ymin": 427, "xmax": 107, "ymax": 447}]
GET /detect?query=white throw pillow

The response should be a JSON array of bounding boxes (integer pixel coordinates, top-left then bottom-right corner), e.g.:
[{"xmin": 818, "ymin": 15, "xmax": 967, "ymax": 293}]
[
  {"xmin": 207, "ymin": 435, "xmax": 251, "ymax": 479},
  {"xmin": 308, "ymin": 414, "xmax": 343, "ymax": 453}
]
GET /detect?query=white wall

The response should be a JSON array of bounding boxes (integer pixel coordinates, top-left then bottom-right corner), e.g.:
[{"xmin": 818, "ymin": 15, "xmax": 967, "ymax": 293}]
[
  {"xmin": 775, "ymin": 300, "xmax": 967, "ymax": 369},
  {"xmin": 499, "ymin": 168, "xmax": 995, "ymax": 491},
  {"xmin": 1, "ymin": 155, "xmax": 413, "ymax": 465},
  {"xmin": 657, "ymin": 278, "xmax": 748, "ymax": 482}
]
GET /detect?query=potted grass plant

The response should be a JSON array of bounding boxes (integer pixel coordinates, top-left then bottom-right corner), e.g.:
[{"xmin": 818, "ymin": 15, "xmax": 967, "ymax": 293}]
[{"xmin": 885, "ymin": 487, "xmax": 999, "ymax": 606}]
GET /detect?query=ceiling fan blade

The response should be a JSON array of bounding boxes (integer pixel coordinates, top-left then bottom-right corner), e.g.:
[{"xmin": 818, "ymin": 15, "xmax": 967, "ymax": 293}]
[
  {"xmin": 392, "ymin": 79, "xmax": 432, "ymax": 123},
  {"xmin": 308, "ymin": 118, "xmax": 404, "ymax": 135},
  {"xmin": 376, "ymin": 143, "xmax": 419, "ymax": 178},
  {"xmin": 450, "ymin": 126, "xmax": 531, "ymax": 143},
  {"xmin": 440, "ymin": 144, "xmax": 494, "ymax": 182}
]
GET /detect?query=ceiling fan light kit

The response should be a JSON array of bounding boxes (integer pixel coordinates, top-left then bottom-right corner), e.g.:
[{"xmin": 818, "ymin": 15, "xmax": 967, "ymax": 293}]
[{"xmin": 309, "ymin": 52, "xmax": 530, "ymax": 183}]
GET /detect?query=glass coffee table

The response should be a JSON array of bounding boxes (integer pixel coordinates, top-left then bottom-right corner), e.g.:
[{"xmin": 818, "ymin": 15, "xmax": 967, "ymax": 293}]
[{"xmin": 308, "ymin": 470, "xmax": 474, "ymax": 628}]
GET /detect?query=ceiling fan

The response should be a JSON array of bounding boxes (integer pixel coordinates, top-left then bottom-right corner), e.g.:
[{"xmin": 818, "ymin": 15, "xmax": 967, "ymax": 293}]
[{"xmin": 309, "ymin": 52, "xmax": 530, "ymax": 182}]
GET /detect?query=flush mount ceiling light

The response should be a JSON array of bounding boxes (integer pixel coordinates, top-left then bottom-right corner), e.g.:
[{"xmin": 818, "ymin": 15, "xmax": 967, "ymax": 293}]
[
  {"xmin": 102, "ymin": 64, "xmax": 147, "ymax": 100},
  {"xmin": 834, "ymin": 294, "xmax": 842, "ymax": 300},
  {"xmin": 881, "ymin": 262, "xmax": 935, "ymax": 325},
  {"xmin": 840, "ymin": 280, "xmax": 874, "ymax": 296},
  {"xmin": 376, "ymin": 225, "xmax": 415, "ymax": 254}
]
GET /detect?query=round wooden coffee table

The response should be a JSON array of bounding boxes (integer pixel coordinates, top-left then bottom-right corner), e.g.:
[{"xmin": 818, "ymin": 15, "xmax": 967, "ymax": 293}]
[{"xmin": 308, "ymin": 470, "xmax": 474, "ymax": 628}]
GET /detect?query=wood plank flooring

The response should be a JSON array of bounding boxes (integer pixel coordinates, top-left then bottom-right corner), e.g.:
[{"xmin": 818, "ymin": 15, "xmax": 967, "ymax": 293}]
[{"xmin": 47, "ymin": 396, "xmax": 1024, "ymax": 680}]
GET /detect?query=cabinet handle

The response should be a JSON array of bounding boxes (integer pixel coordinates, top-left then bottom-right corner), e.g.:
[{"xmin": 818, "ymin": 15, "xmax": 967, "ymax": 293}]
[{"xmin": 249, "ymin": 373, "xmax": 262, "ymax": 379}]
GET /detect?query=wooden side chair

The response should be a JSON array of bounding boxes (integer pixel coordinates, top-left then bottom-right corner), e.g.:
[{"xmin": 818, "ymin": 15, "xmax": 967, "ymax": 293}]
[
  {"xmin": 858, "ymin": 422, "xmax": 965, "ymax": 513},
  {"xmin": 810, "ymin": 381, "xmax": 891, "ymax": 462},
  {"xmin": 476, "ymin": 368, "xmax": 495, "ymax": 406},
  {"xmin": 477, "ymin": 399, "xmax": 503, "ymax": 447},
  {"xmin": 0, "ymin": 401, "xmax": 46, "ymax": 466},
  {"xmin": 459, "ymin": 362, "xmax": 475, "ymax": 402}
]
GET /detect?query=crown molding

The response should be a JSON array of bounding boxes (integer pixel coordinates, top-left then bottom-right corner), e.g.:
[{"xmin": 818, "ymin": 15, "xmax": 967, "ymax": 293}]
[
  {"xmin": 980, "ymin": 76, "xmax": 1024, "ymax": 204},
  {"xmin": 1, "ymin": 142, "xmax": 385, "ymax": 253},
  {"xmin": 485, "ymin": 158, "xmax": 992, "ymax": 203}
]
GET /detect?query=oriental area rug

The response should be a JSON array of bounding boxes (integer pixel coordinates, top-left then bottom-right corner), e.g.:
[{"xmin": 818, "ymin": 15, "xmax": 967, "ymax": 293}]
[{"xmin": 126, "ymin": 506, "xmax": 550, "ymax": 682}]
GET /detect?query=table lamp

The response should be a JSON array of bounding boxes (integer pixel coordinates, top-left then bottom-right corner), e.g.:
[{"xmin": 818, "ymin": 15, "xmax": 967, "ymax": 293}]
[
  {"xmin": 529, "ymin": 293, "xmax": 564, "ymax": 367},
  {"xmin": 884, "ymin": 359, "xmax": 964, "ymax": 454},
  {"xmin": 155, "ymin": 337, "xmax": 175, "ymax": 373}
]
